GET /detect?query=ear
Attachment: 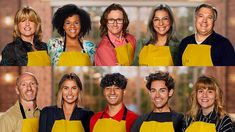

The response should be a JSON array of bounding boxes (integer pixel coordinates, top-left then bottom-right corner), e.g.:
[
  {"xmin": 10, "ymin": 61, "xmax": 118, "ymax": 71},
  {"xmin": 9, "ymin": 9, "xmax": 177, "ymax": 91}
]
[
  {"xmin": 169, "ymin": 89, "xmax": 174, "ymax": 97},
  {"xmin": 15, "ymin": 86, "xmax": 20, "ymax": 95},
  {"xmin": 123, "ymin": 89, "xmax": 126, "ymax": 95}
]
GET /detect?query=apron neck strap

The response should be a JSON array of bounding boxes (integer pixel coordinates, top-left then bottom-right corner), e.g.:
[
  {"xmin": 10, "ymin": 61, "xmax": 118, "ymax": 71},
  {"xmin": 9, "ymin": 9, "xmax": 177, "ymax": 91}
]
[
  {"xmin": 100, "ymin": 106, "xmax": 127, "ymax": 120},
  {"xmin": 106, "ymin": 35, "xmax": 116, "ymax": 48},
  {"xmin": 19, "ymin": 102, "xmax": 27, "ymax": 119}
]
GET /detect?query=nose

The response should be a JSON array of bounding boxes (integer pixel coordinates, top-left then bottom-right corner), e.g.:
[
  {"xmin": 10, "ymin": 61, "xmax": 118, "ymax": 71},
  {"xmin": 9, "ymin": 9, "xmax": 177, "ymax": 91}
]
[
  {"xmin": 68, "ymin": 88, "xmax": 72, "ymax": 95},
  {"xmin": 159, "ymin": 19, "xmax": 164, "ymax": 25},
  {"xmin": 202, "ymin": 91, "xmax": 208, "ymax": 97},
  {"xmin": 155, "ymin": 91, "xmax": 160, "ymax": 97},
  {"xmin": 110, "ymin": 88, "xmax": 115, "ymax": 94},
  {"xmin": 26, "ymin": 84, "xmax": 32, "ymax": 90},
  {"xmin": 202, "ymin": 17, "xmax": 207, "ymax": 23},
  {"xmin": 25, "ymin": 19, "xmax": 30, "ymax": 26}
]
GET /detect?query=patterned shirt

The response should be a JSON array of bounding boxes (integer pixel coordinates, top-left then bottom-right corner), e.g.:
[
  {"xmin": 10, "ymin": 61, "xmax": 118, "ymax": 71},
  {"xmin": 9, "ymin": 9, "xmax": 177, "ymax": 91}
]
[
  {"xmin": 47, "ymin": 37, "xmax": 96, "ymax": 66},
  {"xmin": 184, "ymin": 109, "xmax": 233, "ymax": 132}
]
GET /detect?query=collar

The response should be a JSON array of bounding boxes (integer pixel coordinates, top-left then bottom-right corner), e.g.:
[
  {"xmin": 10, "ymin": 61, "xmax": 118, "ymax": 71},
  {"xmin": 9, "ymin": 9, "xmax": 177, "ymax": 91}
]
[
  {"xmin": 197, "ymin": 108, "xmax": 217, "ymax": 122},
  {"xmin": 107, "ymin": 32, "xmax": 127, "ymax": 47},
  {"xmin": 102, "ymin": 104, "xmax": 125, "ymax": 121}
]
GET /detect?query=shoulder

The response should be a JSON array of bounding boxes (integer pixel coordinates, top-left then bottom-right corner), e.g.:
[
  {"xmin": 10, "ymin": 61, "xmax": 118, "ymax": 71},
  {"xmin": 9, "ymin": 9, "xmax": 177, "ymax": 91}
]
[
  {"xmin": 127, "ymin": 109, "xmax": 138, "ymax": 118},
  {"xmin": 181, "ymin": 34, "xmax": 195, "ymax": 43},
  {"xmin": 126, "ymin": 34, "xmax": 136, "ymax": 43},
  {"xmin": 0, "ymin": 104, "xmax": 21, "ymax": 122},
  {"xmin": 41, "ymin": 106, "xmax": 59, "ymax": 114},
  {"xmin": 211, "ymin": 32, "xmax": 232, "ymax": 46},
  {"xmin": 3, "ymin": 41, "xmax": 18, "ymax": 50},
  {"xmin": 77, "ymin": 107, "xmax": 94, "ymax": 116},
  {"xmin": 48, "ymin": 38, "xmax": 64, "ymax": 47}
]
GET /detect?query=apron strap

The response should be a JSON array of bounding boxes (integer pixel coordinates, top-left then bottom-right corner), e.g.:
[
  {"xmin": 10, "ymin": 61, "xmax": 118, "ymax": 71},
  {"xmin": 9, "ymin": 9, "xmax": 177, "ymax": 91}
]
[
  {"xmin": 63, "ymin": 37, "xmax": 85, "ymax": 52},
  {"xmin": 19, "ymin": 102, "xmax": 27, "ymax": 119},
  {"xmin": 100, "ymin": 106, "xmax": 128, "ymax": 120},
  {"xmin": 106, "ymin": 35, "xmax": 129, "ymax": 48}
]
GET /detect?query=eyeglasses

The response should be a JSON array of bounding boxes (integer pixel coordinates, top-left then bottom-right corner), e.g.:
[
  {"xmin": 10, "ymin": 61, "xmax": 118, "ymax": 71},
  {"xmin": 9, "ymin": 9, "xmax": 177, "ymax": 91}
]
[{"xmin": 107, "ymin": 18, "xmax": 124, "ymax": 24}]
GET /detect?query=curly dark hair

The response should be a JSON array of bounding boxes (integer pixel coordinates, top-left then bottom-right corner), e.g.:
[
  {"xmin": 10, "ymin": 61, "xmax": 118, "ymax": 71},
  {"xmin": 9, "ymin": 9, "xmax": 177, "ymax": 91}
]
[
  {"xmin": 52, "ymin": 4, "xmax": 91, "ymax": 38},
  {"xmin": 100, "ymin": 73, "xmax": 127, "ymax": 89},
  {"xmin": 146, "ymin": 71, "xmax": 175, "ymax": 91},
  {"xmin": 100, "ymin": 3, "xmax": 129, "ymax": 37}
]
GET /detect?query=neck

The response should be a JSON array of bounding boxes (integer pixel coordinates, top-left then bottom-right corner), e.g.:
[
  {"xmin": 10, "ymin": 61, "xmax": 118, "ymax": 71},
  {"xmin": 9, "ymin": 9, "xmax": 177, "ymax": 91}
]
[
  {"xmin": 195, "ymin": 32, "xmax": 212, "ymax": 43},
  {"xmin": 107, "ymin": 103, "xmax": 123, "ymax": 117},
  {"xmin": 156, "ymin": 34, "xmax": 168, "ymax": 46},
  {"xmin": 19, "ymin": 99, "xmax": 36, "ymax": 111},
  {"xmin": 66, "ymin": 36, "xmax": 80, "ymax": 46},
  {"xmin": 63, "ymin": 102, "xmax": 76, "ymax": 120},
  {"xmin": 153, "ymin": 105, "xmax": 170, "ymax": 113},
  {"xmin": 108, "ymin": 31, "xmax": 123, "ymax": 38},
  {"xmin": 21, "ymin": 36, "xmax": 34, "ymax": 45},
  {"xmin": 202, "ymin": 105, "xmax": 214, "ymax": 116}
]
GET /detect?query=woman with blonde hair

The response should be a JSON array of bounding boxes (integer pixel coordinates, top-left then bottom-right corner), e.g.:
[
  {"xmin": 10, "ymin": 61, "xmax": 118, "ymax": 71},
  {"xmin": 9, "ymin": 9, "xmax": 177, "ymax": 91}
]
[
  {"xmin": 39, "ymin": 73, "xmax": 94, "ymax": 132},
  {"xmin": 0, "ymin": 6, "xmax": 50, "ymax": 66},
  {"xmin": 184, "ymin": 75, "xmax": 233, "ymax": 132}
]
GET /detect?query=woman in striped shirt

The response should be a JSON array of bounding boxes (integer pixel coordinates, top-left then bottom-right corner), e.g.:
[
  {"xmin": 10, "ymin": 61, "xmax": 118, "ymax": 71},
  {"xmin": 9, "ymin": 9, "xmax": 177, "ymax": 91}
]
[{"xmin": 183, "ymin": 75, "xmax": 233, "ymax": 132}]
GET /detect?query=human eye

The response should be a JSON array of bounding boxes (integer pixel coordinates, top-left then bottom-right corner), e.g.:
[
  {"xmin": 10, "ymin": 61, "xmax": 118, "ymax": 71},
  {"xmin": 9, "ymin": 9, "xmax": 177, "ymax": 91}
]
[
  {"xmin": 163, "ymin": 17, "xmax": 169, "ymax": 22},
  {"xmin": 64, "ymin": 21, "xmax": 70, "ymax": 25},
  {"xmin": 160, "ymin": 88, "xmax": 167, "ymax": 93},
  {"xmin": 208, "ymin": 90, "xmax": 214, "ymax": 94},
  {"xmin": 153, "ymin": 18, "xmax": 159, "ymax": 22},
  {"xmin": 150, "ymin": 88, "xmax": 156, "ymax": 93},
  {"xmin": 30, "ymin": 82, "xmax": 36, "ymax": 86},
  {"xmin": 117, "ymin": 18, "xmax": 123, "ymax": 23},
  {"xmin": 197, "ymin": 89, "xmax": 203, "ymax": 93},
  {"xmin": 108, "ymin": 19, "xmax": 114, "ymax": 23},
  {"xmin": 20, "ymin": 82, "xmax": 27, "ymax": 87}
]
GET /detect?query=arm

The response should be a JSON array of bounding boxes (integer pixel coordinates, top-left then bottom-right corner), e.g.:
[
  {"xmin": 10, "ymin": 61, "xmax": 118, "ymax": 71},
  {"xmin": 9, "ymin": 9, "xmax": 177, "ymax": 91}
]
[
  {"xmin": 218, "ymin": 115, "xmax": 234, "ymax": 132},
  {"xmin": 39, "ymin": 108, "xmax": 52, "ymax": 132},
  {"xmin": 0, "ymin": 44, "xmax": 17, "ymax": 66},
  {"xmin": 0, "ymin": 114, "xmax": 14, "ymax": 132},
  {"xmin": 83, "ymin": 41, "xmax": 97, "ymax": 65},
  {"xmin": 94, "ymin": 45, "xmax": 117, "ymax": 66},
  {"xmin": 130, "ymin": 116, "xmax": 144, "ymax": 132},
  {"xmin": 221, "ymin": 39, "xmax": 235, "ymax": 65},
  {"xmin": 82, "ymin": 110, "xmax": 94, "ymax": 132}
]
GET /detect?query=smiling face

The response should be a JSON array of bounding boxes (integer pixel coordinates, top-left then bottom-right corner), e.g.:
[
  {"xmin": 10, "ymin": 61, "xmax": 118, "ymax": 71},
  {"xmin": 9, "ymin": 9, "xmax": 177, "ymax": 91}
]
[
  {"xmin": 62, "ymin": 79, "xmax": 79, "ymax": 105},
  {"xmin": 107, "ymin": 10, "xmax": 124, "ymax": 37},
  {"xmin": 18, "ymin": 19, "xmax": 36, "ymax": 40},
  {"xmin": 195, "ymin": 7, "xmax": 214, "ymax": 36},
  {"xmin": 153, "ymin": 10, "xmax": 171, "ymax": 37},
  {"xmin": 16, "ymin": 74, "xmax": 38, "ymax": 102},
  {"xmin": 197, "ymin": 88, "xmax": 215, "ymax": 113},
  {"xmin": 149, "ymin": 80, "xmax": 173, "ymax": 112},
  {"xmin": 63, "ymin": 14, "xmax": 81, "ymax": 39},
  {"xmin": 103, "ymin": 85, "xmax": 125, "ymax": 106}
]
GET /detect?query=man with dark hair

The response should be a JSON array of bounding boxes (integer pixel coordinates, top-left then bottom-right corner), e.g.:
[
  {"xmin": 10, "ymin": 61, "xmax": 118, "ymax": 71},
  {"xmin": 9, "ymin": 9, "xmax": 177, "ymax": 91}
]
[
  {"xmin": 178, "ymin": 3, "xmax": 235, "ymax": 66},
  {"xmin": 90, "ymin": 73, "xmax": 138, "ymax": 132},
  {"xmin": 0, "ymin": 72, "xmax": 40, "ymax": 132},
  {"xmin": 131, "ymin": 71, "xmax": 184, "ymax": 132}
]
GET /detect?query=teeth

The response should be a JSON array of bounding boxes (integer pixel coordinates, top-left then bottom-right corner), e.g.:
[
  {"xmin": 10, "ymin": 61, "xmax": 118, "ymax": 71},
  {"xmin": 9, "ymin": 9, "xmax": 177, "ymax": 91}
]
[
  {"xmin": 69, "ymin": 29, "xmax": 76, "ymax": 33},
  {"xmin": 66, "ymin": 96, "xmax": 73, "ymax": 99},
  {"xmin": 109, "ymin": 96, "xmax": 116, "ymax": 99}
]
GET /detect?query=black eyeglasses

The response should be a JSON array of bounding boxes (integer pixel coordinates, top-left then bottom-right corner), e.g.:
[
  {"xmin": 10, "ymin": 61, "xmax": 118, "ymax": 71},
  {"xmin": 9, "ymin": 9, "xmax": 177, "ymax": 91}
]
[{"xmin": 107, "ymin": 18, "xmax": 124, "ymax": 24}]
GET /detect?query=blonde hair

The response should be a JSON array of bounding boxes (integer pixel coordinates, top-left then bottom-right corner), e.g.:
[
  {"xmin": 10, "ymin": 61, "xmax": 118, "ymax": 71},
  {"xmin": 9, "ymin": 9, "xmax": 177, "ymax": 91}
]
[
  {"xmin": 13, "ymin": 6, "xmax": 42, "ymax": 41},
  {"xmin": 56, "ymin": 73, "xmax": 83, "ymax": 108},
  {"xmin": 188, "ymin": 75, "xmax": 226, "ymax": 120}
]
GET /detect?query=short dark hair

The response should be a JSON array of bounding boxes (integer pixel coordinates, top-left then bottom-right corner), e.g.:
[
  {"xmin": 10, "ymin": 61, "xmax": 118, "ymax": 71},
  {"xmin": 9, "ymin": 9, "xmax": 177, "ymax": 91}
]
[
  {"xmin": 100, "ymin": 3, "xmax": 129, "ymax": 37},
  {"xmin": 146, "ymin": 71, "xmax": 175, "ymax": 91},
  {"xmin": 195, "ymin": 3, "xmax": 217, "ymax": 21},
  {"xmin": 52, "ymin": 4, "xmax": 91, "ymax": 38},
  {"xmin": 100, "ymin": 73, "xmax": 127, "ymax": 89},
  {"xmin": 58, "ymin": 73, "xmax": 82, "ymax": 90}
]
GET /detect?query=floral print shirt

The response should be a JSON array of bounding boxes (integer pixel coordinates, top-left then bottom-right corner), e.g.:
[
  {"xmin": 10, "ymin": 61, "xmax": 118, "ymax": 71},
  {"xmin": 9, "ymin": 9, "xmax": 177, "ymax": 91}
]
[{"xmin": 47, "ymin": 37, "xmax": 96, "ymax": 66}]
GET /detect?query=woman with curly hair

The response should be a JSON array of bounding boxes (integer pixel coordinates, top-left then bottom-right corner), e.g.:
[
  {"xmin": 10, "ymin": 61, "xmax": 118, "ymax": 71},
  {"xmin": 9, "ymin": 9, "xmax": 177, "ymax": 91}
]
[
  {"xmin": 48, "ymin": 4, "xmax": 96, "ymax": 66},
  {"xmin": 0, "ymin": 7, "xmax": 49, "ymax": 66},
  {"xmin": 95, "ymin": 3, "xmax": 136, "ymax": 66},
  {"xmin": 184, "ymin": 76, "xmax": 233, "ymax": 132},
  {"xmin": 39, "ymin": 73, "xmax": 94, "ymax": 132}
]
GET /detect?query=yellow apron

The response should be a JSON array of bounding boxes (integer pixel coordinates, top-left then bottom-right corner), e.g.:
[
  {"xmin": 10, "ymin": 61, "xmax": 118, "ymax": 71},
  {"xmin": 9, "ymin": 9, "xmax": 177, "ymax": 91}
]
[
  {"xmin": 139, "ymin": 45, "xmax": 174, "ymax": 66},
  {"xmin": 27, "ymin": 50, "xmax": 51, "ymax": 66},
  {"xmin": 114, "ymin": 42, "xmax": 134, "ymax": 66},
  {"xmin": 52, "ymin": 120, "xmax": 85, "ymax": 132},
  {"xmin": 57, "ymin": 52, "xmax": 92, "ymax": 66},
  {"xmin": 93, "ymin": 106, "xmax": 127, "ymax": 132},
  {"xmin": 22, "ymin": 118, "xmax": 39, "ymax": 132},
  {"xmin": 185, "ymin": 121, "xmax": 216, "ymax": 132},
  {"xmin": 20, "ymin": 102, "xmax": 39, "ymax": 132},
  {"xmin": 140, "ymin": 121, "xmax": 174, "ymax": 132},
  {"xmin": 182, "ymin": 44, "xmax": 213, "ymax": 66}
]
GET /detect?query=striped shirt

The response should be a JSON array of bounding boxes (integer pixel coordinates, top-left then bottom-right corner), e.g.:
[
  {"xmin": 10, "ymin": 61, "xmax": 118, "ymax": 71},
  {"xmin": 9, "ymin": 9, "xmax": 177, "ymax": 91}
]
[{"xmin": 184, "ymin": 109, "xmax": 233, "ymax": 132}]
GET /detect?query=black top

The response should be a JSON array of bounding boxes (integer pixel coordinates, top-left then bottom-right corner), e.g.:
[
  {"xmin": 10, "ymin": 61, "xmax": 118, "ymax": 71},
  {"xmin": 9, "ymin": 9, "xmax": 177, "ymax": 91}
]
[
  {"xmin": 39, "ymin": 106, "xmax": 94, "ymax": 132},
  {"xmin": 131, "ymin": 111, "xmax": 184, "ymax": 132},
  {"xmin": 0, "ymin": 37, "xmax": 47, "ymax": 66},
  {"xmin": 184, "ymin": 109, "xmax": 233, "ymax": 132},
  {"xmin": 177, "ymin": 31, "xmax": 235, "ymax": 66}
]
